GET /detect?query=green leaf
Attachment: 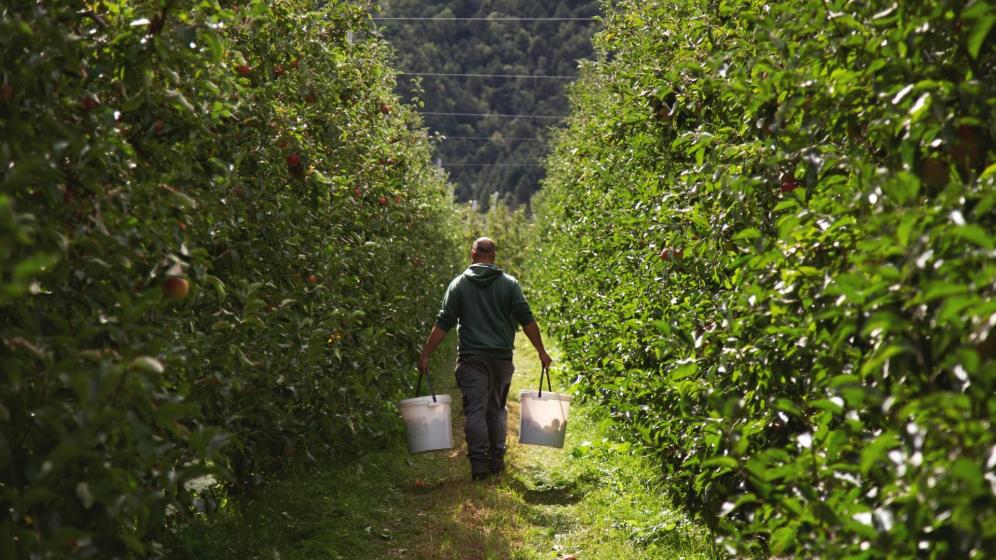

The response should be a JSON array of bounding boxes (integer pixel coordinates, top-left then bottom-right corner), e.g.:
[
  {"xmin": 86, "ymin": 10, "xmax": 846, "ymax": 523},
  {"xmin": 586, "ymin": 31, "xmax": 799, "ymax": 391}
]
[
  {"xmin": 733, "ymin": 227, "xmax": 762, "ymax": 241},
  {"xmin": 669, "ymin": 361, "xmax": 697, "ymax": 381},
  {"xmin": 953, "ymin": 224, "xmax": 993, "ymax": 248},
  {"xmin": 775, "ymin": 398, "xmax": 801, "ymax": 417},
  {"xmin": 770, "ymin": 526, "xmax": 796, "ymax": 554},
  {"xmin": 129, "ymin": 356, "xmax": 165, "ymax": 374},
  {"xmin": 908, "ymin": 93, "xmax": 932, "ymax": 122},
  {"xmin": 164, "ymin": 89, "xmax": 196, "ymax": 115},
  {"xmin": 860, "ymin": 431, "xmax": 899, "ymax": 474},
  {"xmin": 967, "ymin": 14, "xmax": 996, "ymax": 59},
  {"xmin": 702, "ymin": 456, "xmax": 739, "ymax": 470},
  {"xmin": 171, "ymin": 191, "xmax": 198, "ymax": 210},
  {"xmin": 202, "ymin": 32, "xmax": 224, "ymax": 62}
]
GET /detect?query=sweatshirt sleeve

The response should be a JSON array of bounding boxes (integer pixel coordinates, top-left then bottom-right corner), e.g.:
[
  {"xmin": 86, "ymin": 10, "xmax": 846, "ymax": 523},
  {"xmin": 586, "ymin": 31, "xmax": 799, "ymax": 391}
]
[
  {"xmin": 509, "ymin": 279, "xmax": 535, "ymax": 327},
  {"xmin": 435, "ymin": 279, "xmax": 460, "ymax": 331}
]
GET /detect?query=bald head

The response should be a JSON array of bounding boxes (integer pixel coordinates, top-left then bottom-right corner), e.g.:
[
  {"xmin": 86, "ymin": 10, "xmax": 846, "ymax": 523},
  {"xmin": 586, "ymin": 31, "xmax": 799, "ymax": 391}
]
[{"xmin": 471, "ymin": 237, "xmax": 496, "ymax": 263}]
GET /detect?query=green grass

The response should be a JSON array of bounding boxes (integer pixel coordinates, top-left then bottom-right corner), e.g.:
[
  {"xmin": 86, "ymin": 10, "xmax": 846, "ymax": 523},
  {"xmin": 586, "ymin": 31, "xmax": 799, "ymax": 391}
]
[{"xmin": 166, "ymin": 337, "xmax": 721, "ymax": 559}]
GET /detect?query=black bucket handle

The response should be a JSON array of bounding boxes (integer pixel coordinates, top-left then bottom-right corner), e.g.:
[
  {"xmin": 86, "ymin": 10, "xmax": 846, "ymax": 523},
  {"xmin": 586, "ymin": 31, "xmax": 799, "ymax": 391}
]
[
  {"xmin": 414, "ymin": 368, "xmax": 437, "ymax": 403},
  {"xmin": 537, "ymin": 365, "xmax": 552, "ymax": 397}
]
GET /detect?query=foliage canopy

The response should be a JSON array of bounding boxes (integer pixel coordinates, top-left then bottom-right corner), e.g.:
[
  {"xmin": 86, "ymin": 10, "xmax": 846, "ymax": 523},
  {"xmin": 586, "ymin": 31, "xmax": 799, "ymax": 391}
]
[
  {"xmin": 0, "ymin": 1, "xmax": 459, "ymax": 556},
  {"xmin": 533, "ymin": 0, "xmax": 995, "ymax": 556}
]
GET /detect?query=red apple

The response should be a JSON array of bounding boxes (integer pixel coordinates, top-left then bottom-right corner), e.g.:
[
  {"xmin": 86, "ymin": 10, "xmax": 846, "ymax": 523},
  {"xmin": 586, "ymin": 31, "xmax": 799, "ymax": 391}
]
[
  {"xmin": 305, "ymin": 93, "xmax": 317, "ymax": 104},
  {"xmin": 273, "ymin": 64, "xmax": 285, "ymax": 77},
  {"xmin": 353, "ymin": 186, "xmax": 362, "ymax": 199},
  {"xmin": 78, "ymin": 96, "xmax": 98, "ymax": 112},
  {"xmin": 952, "ymin": 124, "xmax": 984, "ymax": 171},
  {"xmin": 162, "ymin": 276, "xmax": 190, "ymax": 300},
  {"xmin": 236, "ymin": 64, "xmax": 251, "ymax": 77},
  {"xmin": 780, "ymin": 174, "xmax": 798, "ymax": 193},
  {"xmin": 1, "ymin": 83, "xmax": 12, "ymax": 102},
  {"xmin": 658, "ymin": 247, "xmax": 683, "ymax": 261},
  {"xmin": 919, "ymin": 157, "xmax": 949, "ymax": 189},
  {"xmin": 307, "ymin": 274, "xmax": 318, "ymax": 284},
  {"xmin": 286, "ymin": 153, "xmax": 301, "ymax": 168},
  {"xmin": 957, "ymin": 124, "xmax": 980, "ymax": 143},
  {"xmin": 379, "ymin": 103, "xmax": 392, "ymax": 114},
  {"xmin": 414, "ymin": 479, "xmax": 428, "ymax": 488},
  {"xmin": 149, "ymin": 14, "xmax": 164, "ymax": 35},
  {"xmin": 289, "ymin": 58, "xmax": 300, "ymax": 69},
  {"xmin": 153, "ymin": 120, "xmax": 165, "ymax": 134},
  {"xmin": 378, "ymin": 195, "xmax": 388, "ymax": 206},
  {"xmin": 393, "ymin": 194, "xmax": 402, "ymax": 205}
]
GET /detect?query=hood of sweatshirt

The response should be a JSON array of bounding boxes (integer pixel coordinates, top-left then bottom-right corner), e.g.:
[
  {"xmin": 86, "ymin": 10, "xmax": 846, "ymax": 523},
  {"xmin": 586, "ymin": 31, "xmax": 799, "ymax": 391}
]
[{"xmin": 463, "ymin": 263, "xmax": 504, "ymax": 287}]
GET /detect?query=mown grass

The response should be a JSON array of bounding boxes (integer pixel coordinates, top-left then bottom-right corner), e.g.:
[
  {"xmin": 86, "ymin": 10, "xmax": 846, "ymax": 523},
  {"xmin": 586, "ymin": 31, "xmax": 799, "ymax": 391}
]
[{"xmin": 166, "ymin": 336, "xmax": 721, "ymax": 559}]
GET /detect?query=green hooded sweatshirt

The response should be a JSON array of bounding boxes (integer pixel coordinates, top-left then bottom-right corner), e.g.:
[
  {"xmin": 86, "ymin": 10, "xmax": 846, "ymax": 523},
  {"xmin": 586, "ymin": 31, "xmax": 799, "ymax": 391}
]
[{"xmin": 435, "ymin": 263, "xmax": 535, "ymax": 359}]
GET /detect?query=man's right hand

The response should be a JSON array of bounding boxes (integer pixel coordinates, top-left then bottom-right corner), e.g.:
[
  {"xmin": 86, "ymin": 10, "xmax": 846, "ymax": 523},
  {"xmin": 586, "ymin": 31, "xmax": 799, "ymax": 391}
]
[{"xmin": 418, "ymin": 325, "xmax": 449, "ymax": 376}]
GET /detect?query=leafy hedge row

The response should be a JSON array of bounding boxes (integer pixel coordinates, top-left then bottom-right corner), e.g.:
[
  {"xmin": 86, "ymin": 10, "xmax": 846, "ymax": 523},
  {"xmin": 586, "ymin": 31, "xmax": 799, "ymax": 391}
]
[
  {"xmin": 533, "ymin": 0, "xmax": 994, "ymax": 556},
  {"xmin": 1, "ymin": 1, "xmax": 458, "ymax": 557}
]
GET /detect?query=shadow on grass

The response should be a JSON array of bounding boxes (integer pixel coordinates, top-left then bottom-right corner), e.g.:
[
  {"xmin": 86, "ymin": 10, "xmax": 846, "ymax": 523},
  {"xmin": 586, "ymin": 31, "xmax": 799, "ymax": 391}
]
[
  {"xmin": 521, "ymin": 484, "xmax": 582, "ymax": 507},
  {"xmin": 166, "ymin": 335, "xmax": 531, "ymax": 560}
]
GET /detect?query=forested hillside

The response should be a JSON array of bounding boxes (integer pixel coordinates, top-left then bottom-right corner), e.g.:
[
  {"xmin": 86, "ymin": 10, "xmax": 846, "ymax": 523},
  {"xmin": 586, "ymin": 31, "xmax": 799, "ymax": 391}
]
[
  {"xmin": 375, "ymin": 0, "xmax": 599, "ymax": 205},
  {"xmin": 533, "ymin": 0, "xmax": 995, "ymax": 557},
  {"xmin": 0, "ymin": 1, "xmax": 459, "ymax": 557}
]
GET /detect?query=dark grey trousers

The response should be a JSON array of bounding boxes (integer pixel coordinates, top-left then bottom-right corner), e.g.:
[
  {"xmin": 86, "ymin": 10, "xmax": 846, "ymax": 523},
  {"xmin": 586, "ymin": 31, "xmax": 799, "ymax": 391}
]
[{"xmin": 455, "ymin": 355, "xmax": 515, "ymax": 475}]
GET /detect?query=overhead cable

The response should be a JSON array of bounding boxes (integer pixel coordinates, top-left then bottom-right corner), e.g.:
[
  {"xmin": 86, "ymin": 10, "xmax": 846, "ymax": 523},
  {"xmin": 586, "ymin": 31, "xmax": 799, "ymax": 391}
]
[
  {"xmin": 441, "ymin": 136, "xmax": 546, "ymax": 141},
  {"xmin": 441, "ymin": 163, "xmax": 545, "ymax": 167},
  {"xmin": 420, "ymin": 111, "xmax": 566, "ymax": 120},
  {"xmin": 372, "ymin": 17, "xmax": 597, "ymax": 21},
  {"xmin": 400, "ymin": 71, "xmax": 577, "ymax": 80}
]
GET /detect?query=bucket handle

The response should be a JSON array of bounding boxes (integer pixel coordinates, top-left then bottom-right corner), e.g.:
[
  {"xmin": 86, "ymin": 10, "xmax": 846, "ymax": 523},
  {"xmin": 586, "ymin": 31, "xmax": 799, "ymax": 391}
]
[
  {"xmin": 537, "ymin": 365, "xmax": 552, "ymax": 397},
  {"xmin": 414, "ymin": 368, "xmax": 437, "ymax": 403}
]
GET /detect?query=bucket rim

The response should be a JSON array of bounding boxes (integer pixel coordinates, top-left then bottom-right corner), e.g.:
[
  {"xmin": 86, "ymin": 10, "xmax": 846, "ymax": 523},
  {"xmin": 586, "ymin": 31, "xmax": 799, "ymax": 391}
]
[
  {"xmin": 398, "ymin": 394, "xmax": 452, "ymax": 406},
  {"xmin": 519, "ymin": 389, "xmax": 573, "ymax": 402}
]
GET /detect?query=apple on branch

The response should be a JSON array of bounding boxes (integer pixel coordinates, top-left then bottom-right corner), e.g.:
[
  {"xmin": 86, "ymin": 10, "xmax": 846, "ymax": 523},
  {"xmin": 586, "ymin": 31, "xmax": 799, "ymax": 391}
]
[{"xmin": 162, "ymin": 276, "xmax": 190, "ymax": 301}]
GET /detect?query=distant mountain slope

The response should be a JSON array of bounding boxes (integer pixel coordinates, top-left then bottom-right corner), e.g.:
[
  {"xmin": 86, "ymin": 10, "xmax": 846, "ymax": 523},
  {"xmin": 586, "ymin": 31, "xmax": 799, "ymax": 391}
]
[{"xmin": 375, "ymin": 0, "xmax": 600, "ymax": 205}]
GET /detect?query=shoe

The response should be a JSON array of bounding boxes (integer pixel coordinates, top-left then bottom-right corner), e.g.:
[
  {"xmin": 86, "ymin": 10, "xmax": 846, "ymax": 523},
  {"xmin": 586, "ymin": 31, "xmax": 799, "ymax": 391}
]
[{"xmin": 489, "ymin": 457, "xmax": 505, "ymax": 477}]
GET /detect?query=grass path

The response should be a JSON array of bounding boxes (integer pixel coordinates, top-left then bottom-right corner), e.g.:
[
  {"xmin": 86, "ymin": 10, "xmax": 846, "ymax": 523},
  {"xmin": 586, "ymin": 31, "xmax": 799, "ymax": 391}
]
[{"xmin": 168, "ymin": 337, "xmax": 719, "ymax": 559}]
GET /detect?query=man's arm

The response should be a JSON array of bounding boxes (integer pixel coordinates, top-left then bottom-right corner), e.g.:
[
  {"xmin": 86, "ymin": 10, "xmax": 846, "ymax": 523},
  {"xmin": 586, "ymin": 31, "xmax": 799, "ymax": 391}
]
[
  {"xmin": 521, "ymin": 320, "xmax": 553, "ymax": 369},
  {"xmin": 418, "ymin": 325, "xmax": 449, "ymax": 374}
]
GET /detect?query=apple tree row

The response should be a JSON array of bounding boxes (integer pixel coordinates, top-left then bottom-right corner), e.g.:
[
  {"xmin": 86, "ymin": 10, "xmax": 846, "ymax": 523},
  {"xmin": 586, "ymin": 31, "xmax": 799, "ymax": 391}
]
[
  {"xmin": 533, "ymin": 0, "xmax": 994, "ymax": 556},
  {"xmin": 0, "ymin": 1, "xmax": 459, "ymax": 557}
]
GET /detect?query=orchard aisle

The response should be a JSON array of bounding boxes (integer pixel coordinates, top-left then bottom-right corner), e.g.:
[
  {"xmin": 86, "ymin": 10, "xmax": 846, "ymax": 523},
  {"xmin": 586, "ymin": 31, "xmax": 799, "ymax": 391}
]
[
  {"xmin": 169, "ymin": 337, "xmax": 717, "ymax": 560},
  {"xmin": 381, "ymin": 337, "xmax": 718, "ymax": 560}
]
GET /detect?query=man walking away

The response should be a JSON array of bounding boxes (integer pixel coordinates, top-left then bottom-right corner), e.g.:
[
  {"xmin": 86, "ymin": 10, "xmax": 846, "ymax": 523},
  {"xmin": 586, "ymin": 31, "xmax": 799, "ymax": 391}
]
[{"xmin": 418, "ymin": 237, "xmax": 553, "ymax": 480}]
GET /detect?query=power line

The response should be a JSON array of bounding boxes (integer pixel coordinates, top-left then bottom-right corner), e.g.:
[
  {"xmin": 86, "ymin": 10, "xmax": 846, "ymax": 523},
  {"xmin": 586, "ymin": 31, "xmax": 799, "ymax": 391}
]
[
  {"xmin": 399, "ymin": 71, "xmax": 577, "ymax": 80},
  {"xmin": 372, "ymin": 17, "xmax": 597, "ymax": 21},
  {"xmin": 419, "ymin": 111, "xmax": 567, "ymax": 120},
  {"xmin": 441, "ymin": 136, "xmax": 546, "ymax": 141},
  {"xmin": 441, "ymin": 162, "xmax": 545, "ymax": 167}
]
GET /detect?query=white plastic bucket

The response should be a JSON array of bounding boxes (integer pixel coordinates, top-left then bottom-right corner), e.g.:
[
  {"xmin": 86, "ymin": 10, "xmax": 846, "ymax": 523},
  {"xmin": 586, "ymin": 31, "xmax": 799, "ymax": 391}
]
[
  {"xmin": 519, "ymin": 390, "xmax": 572, "ymax": 448},
  {"xmin": 399, "ymin": 394, "xmax": 453, "ymax": 453}
]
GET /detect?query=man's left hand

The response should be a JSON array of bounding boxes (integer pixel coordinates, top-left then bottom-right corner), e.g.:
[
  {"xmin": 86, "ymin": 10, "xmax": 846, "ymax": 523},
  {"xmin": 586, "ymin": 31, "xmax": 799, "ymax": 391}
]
[{"xmin": 539, "ymin": 350, "xmax": 552, "ymax": 370}]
